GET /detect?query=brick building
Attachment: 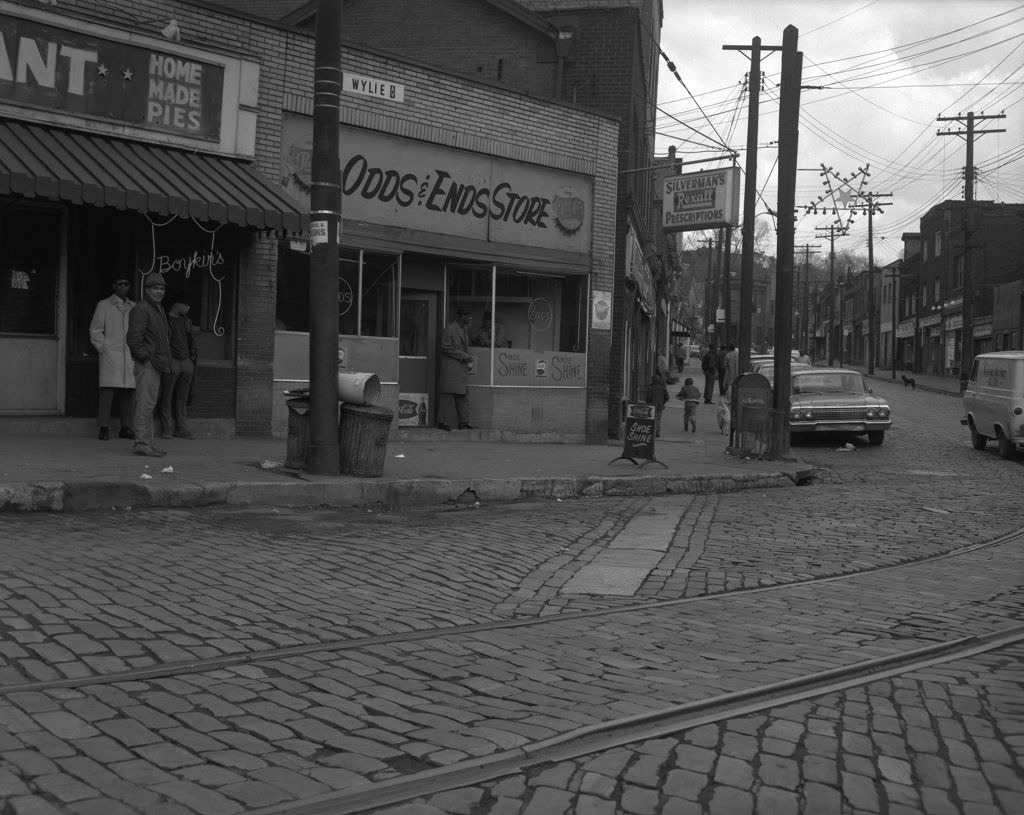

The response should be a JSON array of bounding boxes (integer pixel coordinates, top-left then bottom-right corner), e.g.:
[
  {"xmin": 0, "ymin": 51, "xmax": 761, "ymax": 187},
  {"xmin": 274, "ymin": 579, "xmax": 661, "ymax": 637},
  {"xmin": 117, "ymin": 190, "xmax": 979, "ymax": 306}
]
[
  {"xmin": 0, "ymin": 0, "xmax": 619, "ymax": 441},
  {"xmin": 272, "ymin": 0, "xmax": 667, "ymax": 434}
]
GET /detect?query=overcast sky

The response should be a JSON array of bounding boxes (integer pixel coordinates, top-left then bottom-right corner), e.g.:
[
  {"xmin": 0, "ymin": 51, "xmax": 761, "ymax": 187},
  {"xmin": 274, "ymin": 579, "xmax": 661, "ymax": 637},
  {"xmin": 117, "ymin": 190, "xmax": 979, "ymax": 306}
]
[{"xmin": 656, "ymin": 0, "xmax": 1024, "ymax": 266}]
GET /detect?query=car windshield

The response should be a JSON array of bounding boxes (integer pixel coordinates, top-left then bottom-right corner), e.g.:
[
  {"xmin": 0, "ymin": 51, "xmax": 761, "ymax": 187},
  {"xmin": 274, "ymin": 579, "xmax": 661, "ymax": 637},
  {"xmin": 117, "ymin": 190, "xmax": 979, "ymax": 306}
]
[{"xmin": 792, "ymin": 372, "xmax": 866, "ymax": 395}]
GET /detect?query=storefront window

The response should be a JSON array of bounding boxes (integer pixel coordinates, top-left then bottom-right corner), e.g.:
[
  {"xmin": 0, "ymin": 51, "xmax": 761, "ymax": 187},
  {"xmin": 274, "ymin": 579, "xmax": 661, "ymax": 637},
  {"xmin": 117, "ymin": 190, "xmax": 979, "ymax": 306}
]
[
  {"xmin": 276, "ymin": 244, "xmax": 399, "ymax": 338},
  {"xmin": 360, "ymin": 252, "xmax": 398, "ymax": 338},
  {"xmin": 448, "ymin": 263, "xmax": 587, "ymax": 387},
  {"xmin": 0, "ymin": 208, "xmax": 60, "ymax": 335}
]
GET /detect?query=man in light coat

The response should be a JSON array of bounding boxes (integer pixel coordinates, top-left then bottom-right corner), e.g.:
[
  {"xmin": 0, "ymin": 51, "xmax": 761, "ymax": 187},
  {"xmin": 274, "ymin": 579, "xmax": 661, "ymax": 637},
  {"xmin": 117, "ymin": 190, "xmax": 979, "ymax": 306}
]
[
  {"xmin": 89, "ymin": 277, "xmax": 136, "ymax": 440},
  {"xmin": 127, "ymin": 272, "xmax": 172, "ymax": 456},
  {"xmin": 438, "ymin": 305, "xmax": 475, "ymax": 431}
]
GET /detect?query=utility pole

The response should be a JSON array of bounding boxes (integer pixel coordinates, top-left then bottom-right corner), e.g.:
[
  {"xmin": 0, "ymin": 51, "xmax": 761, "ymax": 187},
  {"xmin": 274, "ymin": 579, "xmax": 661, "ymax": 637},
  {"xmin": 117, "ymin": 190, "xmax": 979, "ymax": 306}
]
[
  {"xmin": 891, "ymin": 263, "xmax": 900, "ymax": 381},
  {"xmin": 723, "ymin": 37, "xmax": 781, "ymax": 375},
  {"xmin": 721, "ymin": 225, "xmax": 733, "ymax": 346},
  {"xmin": 814, "ymin": 223, "xmax": 847, "ymax": 366},
  {"xmin": 306, "ymin": 0, "xmax": 342, "ymax": 474},
  {"xmin": 704, "ymin": 238, "xmax": 715, "ymax": 346},
  {"xmin": 847, "ymin": 183, "xmax": 892, "ymax": 375},
  {"xmin": 795, "ymin": 243, "xmax": 820, "ymax": 354},
  {"xmin": 773, "ymin": 25, "xmax": 801, "ymax": 458},
  {"xmin": 937, "ymin": 110, "xmax": 1006, "ymax": 391}
]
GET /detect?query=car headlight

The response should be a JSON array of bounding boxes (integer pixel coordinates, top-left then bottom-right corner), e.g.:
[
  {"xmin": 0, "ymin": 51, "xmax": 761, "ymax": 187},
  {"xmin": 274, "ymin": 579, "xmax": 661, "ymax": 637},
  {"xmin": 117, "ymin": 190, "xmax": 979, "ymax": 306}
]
[
  {"xmin": 790, "ymin": 408, "xmax": 814, "ymax": 420},
  {"xmin": 866, "ymin": 406, "xmax": 890, "ymax": 419}
]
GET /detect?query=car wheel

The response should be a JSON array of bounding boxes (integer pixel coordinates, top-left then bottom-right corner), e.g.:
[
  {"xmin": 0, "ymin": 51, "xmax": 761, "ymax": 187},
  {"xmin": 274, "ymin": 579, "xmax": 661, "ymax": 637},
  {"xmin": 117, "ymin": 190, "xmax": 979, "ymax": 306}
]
[
  {"xmin": 997, "ymin": 431, "xmax": 1016, "ymax": 460},
  {"xmin": 867, "ymin": 431, "xmax": 885, "ymax": 446},
  {"xmin": 970, "ymin": 422, "xmax": 988, "ymax": 450}
]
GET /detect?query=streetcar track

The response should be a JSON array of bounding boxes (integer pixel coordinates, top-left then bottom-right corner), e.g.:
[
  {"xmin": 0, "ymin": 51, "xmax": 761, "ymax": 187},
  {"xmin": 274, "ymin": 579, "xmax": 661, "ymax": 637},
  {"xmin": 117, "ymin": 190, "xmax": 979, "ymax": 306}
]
[
  {"xmin": 3, "ymin": 524, "xmax": 1021, "ymax": 696},
  {"xmin": 248, "ymin": 625, "xmax": 1024, "ymax": 815}
]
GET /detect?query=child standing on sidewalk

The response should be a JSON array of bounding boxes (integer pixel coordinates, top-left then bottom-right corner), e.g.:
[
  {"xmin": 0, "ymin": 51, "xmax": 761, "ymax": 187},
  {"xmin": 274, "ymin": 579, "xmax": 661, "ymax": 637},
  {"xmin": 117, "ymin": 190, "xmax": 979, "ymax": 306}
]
[{"xmin": 677, "ymin": 377, "xmax": 701, "ymax": 433}]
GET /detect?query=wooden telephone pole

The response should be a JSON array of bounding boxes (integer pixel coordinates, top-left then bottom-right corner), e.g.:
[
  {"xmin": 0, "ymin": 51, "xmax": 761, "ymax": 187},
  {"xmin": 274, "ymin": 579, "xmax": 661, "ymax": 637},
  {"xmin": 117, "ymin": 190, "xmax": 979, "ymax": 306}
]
[
  {"xmin": 937, "ymin": 110, "xmax": 1006, "ymax": 391},
  {"xmin": 723, "ymin": 37, "xmax": 781, "ymax": 374},
  {"xmin": 814, "ymin": 223, "xmax": 847, "ymax": 365},
  {"xmin": 795, "ymin": 243, "xmax": 820, "ymax": 355},
  {"xmin": 306, "ymin": 0, "xmax": 342, "ymax": 474}
]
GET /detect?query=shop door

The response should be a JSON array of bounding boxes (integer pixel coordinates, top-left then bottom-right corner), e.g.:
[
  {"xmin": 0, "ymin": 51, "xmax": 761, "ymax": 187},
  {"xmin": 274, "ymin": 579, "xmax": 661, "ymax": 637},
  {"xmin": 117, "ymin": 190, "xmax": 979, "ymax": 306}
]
[
  {"xmin": 0, "ymin": 208, "xmax": 64, "ymax": 414},
  {"xmin": 398, "ymin": 291, "xmax": 437, "ymax": 426}
]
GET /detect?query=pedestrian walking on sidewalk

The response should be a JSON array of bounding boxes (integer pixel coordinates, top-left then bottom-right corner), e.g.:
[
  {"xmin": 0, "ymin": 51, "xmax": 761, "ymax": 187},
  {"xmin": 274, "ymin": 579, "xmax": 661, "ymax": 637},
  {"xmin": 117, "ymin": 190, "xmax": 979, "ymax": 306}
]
[
  {"xmin": 89, "ymin": 277, "xmax": 136, "ymax": 441},
  {"xmin": 701, "ymin": 345, "xmax": 718, "ymax": 404},
  {"xmin": 438, "ymin": 305, "xmax": 475, "ymax": 431},
  {"xmin": 158, "ymin": 294, "xmax": 197, "ymax": 440},
  {"xmin": 722, "ymin": 344, "xmax": 738, "ymax": 396},
  {"xmin": 677, "ymin": 377, "xmax": 701, "ymax": 432},
  {"xmin": 127, "ymin": 272, "xmax": 172, "ymax": 457}
]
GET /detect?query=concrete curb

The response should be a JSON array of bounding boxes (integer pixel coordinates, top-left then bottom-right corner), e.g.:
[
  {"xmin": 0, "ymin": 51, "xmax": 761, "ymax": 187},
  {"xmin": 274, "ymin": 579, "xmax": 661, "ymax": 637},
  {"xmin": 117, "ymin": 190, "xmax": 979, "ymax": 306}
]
[{"xmin": 0, "ymin": 470, "xmax": 801, "ymax": 513}]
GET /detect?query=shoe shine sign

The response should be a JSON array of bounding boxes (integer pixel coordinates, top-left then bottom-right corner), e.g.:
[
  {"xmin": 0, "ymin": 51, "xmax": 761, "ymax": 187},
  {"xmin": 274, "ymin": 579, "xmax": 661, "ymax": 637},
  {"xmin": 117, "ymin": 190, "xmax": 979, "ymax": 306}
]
[{"xmin": 0, "ymin": 9, "xmax": 225, "ymax": 142}]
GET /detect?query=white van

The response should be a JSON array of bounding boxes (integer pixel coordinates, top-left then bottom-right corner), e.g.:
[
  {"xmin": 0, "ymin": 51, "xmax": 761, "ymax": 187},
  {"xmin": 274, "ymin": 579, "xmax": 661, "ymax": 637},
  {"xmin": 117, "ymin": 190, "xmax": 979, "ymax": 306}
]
[{"xmin": 962, "ymin": 351, "xmax": 1024, "ymax": 459}]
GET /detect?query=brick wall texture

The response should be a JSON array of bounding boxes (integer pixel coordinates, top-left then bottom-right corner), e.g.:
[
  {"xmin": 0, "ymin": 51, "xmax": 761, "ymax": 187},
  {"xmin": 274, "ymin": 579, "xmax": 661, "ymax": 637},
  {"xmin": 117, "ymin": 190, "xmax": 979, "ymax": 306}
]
[{"xmin": 49, "ymin": 0, "xmax": 625, "ymax": 439}]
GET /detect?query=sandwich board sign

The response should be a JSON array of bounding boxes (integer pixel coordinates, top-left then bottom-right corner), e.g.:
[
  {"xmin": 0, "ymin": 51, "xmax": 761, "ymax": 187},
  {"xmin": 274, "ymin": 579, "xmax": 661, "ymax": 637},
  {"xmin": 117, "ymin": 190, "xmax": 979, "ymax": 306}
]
[{"xmin": 610, "ymin": 403, "xmax": 667, "ymax": 469}]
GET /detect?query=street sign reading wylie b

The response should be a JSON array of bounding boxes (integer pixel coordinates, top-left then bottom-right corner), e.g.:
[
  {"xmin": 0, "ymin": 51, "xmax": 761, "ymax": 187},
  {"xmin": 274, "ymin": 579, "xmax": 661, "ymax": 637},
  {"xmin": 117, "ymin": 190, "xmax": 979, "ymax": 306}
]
[{"xmin": 662, "ymin": 168, "xmax": 740, "ymax": 232}]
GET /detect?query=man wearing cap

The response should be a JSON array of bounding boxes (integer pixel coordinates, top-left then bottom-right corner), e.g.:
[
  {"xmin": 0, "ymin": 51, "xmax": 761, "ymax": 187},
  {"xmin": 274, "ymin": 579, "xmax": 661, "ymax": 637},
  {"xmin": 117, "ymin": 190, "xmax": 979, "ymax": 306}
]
[
  {"xmin": 159, "ymin": 294, "xmax": 197, "ymax": 440},
  {"xmin": 89, "ymin": 276, "xmax": 136, "ymax": 441},
  {"xmin": 127, "ymin": 272, "xmax": 172, "ymax": 456},
  {"xmin": 438, "ymin": 305, "xmax": 475, "ymax": 431}
]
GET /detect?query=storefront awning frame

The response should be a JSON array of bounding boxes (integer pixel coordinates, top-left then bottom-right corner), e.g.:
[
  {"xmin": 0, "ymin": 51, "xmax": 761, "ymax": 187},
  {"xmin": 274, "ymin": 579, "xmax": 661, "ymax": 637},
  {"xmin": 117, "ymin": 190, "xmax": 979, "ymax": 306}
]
[{"xmin": 0, "ymin": 120, "xmax": 305, "ymax": 233}]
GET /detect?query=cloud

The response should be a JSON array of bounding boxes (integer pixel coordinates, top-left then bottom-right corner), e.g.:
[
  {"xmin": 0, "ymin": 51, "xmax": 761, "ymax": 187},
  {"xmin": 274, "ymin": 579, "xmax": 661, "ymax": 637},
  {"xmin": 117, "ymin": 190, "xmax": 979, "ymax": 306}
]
[{"xmin": 656, "ymin": 1, "xmax": 1024, "ymax": 263}]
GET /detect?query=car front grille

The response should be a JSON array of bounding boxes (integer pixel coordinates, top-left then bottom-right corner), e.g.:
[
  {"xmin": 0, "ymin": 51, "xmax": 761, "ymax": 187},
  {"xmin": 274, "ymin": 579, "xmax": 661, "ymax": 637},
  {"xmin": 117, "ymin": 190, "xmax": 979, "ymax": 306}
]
[{"xmin": 810, "ymin": 407, "xmax": 871, "ymax": 421}]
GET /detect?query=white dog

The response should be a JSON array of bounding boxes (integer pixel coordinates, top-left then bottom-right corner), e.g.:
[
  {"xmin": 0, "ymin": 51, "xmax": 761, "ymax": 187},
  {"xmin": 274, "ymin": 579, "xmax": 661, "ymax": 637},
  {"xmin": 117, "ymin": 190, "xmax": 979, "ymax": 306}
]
[{"xmin": 716, "ymin": 397, "xmax": 730, "ymax": 435}]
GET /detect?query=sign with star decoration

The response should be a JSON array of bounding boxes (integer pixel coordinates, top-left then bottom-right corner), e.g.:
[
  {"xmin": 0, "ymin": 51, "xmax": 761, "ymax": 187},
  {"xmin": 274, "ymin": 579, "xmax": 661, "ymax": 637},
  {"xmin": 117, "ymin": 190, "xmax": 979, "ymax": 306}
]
[{"xmin": 0, "ymin": 12, "xmax": 223, "ymax": 140}]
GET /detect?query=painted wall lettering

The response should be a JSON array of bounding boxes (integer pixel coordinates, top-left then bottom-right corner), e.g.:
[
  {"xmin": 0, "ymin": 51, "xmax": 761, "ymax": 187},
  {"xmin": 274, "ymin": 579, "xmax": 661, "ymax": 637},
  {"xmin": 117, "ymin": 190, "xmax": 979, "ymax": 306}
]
[
  {"xmin": 280, "ymin": 117, "xmax": 593, "ymax": 254},
  {"xmin": 147, "ymin": 54, "xmax": 204, "ymax": 131},
  {"xmin": 0, "ymin": 13, "xmax": 223, "ymax": 140}
]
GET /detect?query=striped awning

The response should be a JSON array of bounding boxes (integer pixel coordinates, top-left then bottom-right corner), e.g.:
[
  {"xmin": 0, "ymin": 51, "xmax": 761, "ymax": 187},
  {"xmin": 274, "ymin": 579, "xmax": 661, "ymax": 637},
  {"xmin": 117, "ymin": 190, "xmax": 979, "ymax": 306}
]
[{"xmin": 0, "ymin": 119, "xmax": 305, "ymax": 232}]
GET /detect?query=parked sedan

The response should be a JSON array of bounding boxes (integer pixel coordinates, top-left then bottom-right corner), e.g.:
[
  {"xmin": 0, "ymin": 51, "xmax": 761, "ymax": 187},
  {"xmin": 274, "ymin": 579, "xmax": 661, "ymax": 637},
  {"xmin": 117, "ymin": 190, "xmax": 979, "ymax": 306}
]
[{"xmin": 789, "ymin": 367, "xmax": 892, "ymax": 445}]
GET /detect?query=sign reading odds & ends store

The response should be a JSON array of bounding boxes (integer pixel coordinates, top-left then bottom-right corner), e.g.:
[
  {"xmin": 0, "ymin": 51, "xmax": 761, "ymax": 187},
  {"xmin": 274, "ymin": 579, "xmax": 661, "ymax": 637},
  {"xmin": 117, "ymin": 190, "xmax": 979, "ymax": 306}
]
[{"xmin": 280, "ymin": 115, "xmax": 593, "ymax": 256}]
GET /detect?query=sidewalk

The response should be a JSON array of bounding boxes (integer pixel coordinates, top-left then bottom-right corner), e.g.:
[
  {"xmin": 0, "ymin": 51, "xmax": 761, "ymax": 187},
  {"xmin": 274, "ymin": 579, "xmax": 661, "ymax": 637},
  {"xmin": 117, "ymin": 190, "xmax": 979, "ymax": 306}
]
[{"xmin": 0, "ymin": 400, "xmax": 810, "ymax": 513}]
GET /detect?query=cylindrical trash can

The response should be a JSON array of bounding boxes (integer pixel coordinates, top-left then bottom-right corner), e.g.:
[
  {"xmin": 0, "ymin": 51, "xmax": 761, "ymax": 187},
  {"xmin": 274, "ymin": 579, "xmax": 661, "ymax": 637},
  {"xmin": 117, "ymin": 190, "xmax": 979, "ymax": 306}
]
[
  {"xmin": 339, "ymin": 403, "xmax": 394, "ymax": 477},
  {"xmin": 285, "ymin": 397, "xmax": 311, "ymax": 469},
  {"xmin": 337, "ymin": 372, "xmax": 381, "ymax": 404}
]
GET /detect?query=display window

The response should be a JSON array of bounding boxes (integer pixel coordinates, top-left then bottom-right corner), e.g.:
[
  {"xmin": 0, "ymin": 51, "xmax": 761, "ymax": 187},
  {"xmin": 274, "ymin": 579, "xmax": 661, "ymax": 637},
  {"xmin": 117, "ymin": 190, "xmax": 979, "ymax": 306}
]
[
  {"xmin": 277, "ymin": 244, "xmax": 399, "ymax": 339},
  {"xmin": 446, "ymin": 262, "xmax": 586, "ymax": 387},
  {"xmin": 0, "ymin": 208, "xmax": 60, "ymax": 336}
]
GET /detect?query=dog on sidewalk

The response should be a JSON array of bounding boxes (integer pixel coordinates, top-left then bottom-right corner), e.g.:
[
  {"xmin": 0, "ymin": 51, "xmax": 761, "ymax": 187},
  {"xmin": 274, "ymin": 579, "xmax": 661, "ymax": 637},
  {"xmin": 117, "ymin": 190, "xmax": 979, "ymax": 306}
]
[
  {"xmin": 716, "ymin": 397, "xmax": 730, "ymax": 435},
  {"xmin": 902, "ymin": 374, "xmax": 916, "ymax": 389}
]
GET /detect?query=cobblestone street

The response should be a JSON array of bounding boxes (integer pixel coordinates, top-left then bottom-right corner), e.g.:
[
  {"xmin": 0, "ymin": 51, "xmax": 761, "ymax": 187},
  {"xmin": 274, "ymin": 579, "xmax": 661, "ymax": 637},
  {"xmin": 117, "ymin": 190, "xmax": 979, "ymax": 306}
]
[{"xmin": 1, "ymin": 382, "xmax": 1022, "ymax": 813}]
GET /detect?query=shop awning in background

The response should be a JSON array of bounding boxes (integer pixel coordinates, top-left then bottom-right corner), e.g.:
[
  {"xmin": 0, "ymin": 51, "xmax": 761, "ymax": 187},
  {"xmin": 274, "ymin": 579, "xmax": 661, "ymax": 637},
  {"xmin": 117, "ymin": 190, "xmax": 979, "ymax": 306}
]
[{"xmin": 0, "ymin": 120, "xmax": 305, "ymax": 232}]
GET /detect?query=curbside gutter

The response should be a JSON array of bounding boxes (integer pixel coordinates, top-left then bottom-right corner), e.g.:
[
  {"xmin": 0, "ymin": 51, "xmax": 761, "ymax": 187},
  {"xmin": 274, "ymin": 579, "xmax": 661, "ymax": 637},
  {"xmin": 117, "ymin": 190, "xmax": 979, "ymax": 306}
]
[{"xmin": 0, "ymin": 470, "xmax": 802, "ymax": 513}]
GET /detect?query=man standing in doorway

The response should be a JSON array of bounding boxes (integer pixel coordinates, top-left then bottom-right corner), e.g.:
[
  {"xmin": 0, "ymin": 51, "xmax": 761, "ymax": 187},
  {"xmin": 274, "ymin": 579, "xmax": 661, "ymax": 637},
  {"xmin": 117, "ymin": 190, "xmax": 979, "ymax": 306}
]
[
  {"xmin": 438, "ymin": 305, "xmax": 475, "ymax": 431},
  {"xmin": 89, "ymin": 277, "xmax": 136, "ymax": 441},
  {"xmin": 701, "ymin": 344, "xmax": 718, "ymax": 404},
  {"xmin": 127, "ymin": 272, "xmax": 172, "ymax": 456},
  {"xmin": 159, "ymin": 294, "xmax": 197, "ymax": 440}
]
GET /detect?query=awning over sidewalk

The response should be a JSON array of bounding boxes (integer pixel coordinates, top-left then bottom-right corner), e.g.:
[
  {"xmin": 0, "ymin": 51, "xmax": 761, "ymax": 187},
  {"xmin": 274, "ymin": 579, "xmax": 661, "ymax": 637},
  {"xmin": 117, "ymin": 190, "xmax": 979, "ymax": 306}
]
[{"xmin": 0, "ymin": 119, "xmax": 305, "ymax": 232}]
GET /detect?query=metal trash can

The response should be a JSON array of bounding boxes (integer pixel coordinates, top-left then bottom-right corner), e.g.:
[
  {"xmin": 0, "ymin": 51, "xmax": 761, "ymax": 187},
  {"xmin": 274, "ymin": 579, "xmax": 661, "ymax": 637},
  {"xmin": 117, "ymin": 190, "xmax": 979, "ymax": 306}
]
[
  {"xmin": 285, "ymin": 396, "xmax": 311, "ymax": 469},
  {"xmin": 339, "ymin": 403, "xmax": 394, "ymax": 477}
]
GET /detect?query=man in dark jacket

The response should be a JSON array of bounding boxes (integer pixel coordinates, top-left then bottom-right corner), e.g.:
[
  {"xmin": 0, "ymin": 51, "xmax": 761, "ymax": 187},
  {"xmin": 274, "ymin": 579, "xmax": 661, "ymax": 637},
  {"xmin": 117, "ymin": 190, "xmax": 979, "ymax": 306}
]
[
  {"xmin": 127, "ymin": 272, "xmax": 172, "ymax": 456},
  {"xmin": 159, "ymin": 294, "xmax": 197, "ymax": 440},
  {"xmin": 701, "ymin": 345, "xmax": 718, "ymax": 404},
  {"xmin": 438, "ymin": 305, "xmax": 475, "ymax": 431}
]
